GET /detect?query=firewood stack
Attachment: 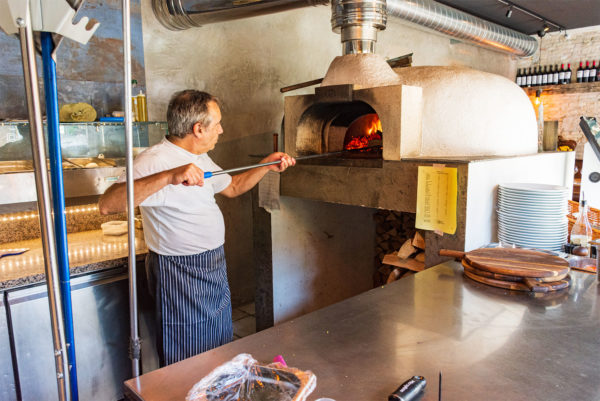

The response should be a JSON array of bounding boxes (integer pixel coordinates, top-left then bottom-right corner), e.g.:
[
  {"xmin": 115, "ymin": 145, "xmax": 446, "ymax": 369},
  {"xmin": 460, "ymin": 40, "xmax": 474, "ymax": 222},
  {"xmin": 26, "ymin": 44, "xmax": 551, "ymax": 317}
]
[{"xmin": 373, "ymin": 210, "xmax": 424, "ymax": 286}]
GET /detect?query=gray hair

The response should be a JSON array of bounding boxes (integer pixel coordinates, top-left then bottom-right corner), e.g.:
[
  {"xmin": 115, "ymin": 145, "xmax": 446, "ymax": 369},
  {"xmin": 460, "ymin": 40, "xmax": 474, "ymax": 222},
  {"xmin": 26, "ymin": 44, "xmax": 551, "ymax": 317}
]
[{"xmin": 166, "ymin": 90, "xmax": 220, "ymax": 139}]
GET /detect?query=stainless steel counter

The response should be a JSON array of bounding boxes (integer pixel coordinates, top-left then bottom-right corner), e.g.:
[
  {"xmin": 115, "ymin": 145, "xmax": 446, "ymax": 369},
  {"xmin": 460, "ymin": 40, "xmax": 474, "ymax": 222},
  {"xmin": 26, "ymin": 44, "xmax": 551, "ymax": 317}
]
[{"xmin": 124, "ymin": 262, "xmax": 600, "ymax": 401}]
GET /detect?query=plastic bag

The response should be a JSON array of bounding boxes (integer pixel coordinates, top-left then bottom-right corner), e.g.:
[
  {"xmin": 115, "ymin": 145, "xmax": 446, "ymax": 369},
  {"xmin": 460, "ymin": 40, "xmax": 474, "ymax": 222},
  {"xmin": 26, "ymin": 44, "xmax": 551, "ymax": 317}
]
[{"xmin": 186, "ymin": 354, "xmax": 316, "ymax": 401}]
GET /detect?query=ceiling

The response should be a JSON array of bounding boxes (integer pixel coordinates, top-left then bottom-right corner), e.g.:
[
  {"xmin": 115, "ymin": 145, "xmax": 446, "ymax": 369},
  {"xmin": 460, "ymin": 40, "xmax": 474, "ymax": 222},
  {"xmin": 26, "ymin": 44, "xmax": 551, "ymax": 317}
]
[{"xmin": 437, "ymin": 0, "xmax": 600, "ymax": 36}]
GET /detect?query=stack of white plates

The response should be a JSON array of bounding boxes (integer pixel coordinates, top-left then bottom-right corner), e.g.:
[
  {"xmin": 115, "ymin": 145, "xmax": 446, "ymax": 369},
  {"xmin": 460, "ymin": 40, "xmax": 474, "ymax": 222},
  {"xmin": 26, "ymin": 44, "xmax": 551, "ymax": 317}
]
[{"xmin": 497, "ymin": 183, "xmax": 569, "ymax": 251}]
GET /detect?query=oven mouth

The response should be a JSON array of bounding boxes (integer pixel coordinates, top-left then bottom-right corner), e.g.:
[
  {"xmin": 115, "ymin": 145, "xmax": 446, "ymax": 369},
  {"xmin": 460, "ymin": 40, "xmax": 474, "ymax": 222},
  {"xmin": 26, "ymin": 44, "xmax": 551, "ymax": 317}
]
[{"xmin": 295, "ymin": 100, "xmax": 383, "ymax": 160}]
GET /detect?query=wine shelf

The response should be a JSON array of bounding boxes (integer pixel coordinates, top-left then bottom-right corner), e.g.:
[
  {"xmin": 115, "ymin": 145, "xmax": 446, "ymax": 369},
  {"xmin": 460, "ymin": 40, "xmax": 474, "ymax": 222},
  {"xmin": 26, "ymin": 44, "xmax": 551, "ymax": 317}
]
[{"xmin": 523, "ymin": 81, "xmax": 600, "ymax": 96}]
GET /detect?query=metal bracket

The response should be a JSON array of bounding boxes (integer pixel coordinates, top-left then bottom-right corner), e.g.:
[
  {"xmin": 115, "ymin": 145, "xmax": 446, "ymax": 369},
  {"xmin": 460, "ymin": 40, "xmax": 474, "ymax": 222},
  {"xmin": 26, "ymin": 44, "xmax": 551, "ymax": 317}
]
[{"xmin": 0, "ymin": 0, "xmax": 99, "ymax": 44}]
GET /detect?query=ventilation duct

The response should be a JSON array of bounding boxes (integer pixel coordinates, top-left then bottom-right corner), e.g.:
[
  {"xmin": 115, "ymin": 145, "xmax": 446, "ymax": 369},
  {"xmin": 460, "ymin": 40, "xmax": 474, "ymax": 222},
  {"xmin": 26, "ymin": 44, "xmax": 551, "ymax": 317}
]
[
  {"xmin": 152, "ymin": 0, "xmax": 538, "ymax": 57},
  {"xmin": 385, "ymin": 0, "xmax": 537, "ymax": 57},
  {"xmin": 152, "ymin": 0, "xmax": 328, "ymax": 30}
]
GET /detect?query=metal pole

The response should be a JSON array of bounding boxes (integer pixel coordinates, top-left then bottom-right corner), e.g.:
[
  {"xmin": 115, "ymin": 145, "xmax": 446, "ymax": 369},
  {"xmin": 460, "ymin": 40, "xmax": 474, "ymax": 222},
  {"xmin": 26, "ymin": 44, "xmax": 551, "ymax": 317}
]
[
  {"xmin": 122, "ymin": 0, "xmax": 141, "ymax": 377},
  {"xmin": 41, "ymin": 31, "xmax": 79, "ymax": 400},
  {"xmin": 204, "ymin": 146, "xmax": 381, "ymax": 178},
  {"xmin": 17, "ymin": 16, "xmax": 71, "ymax": 401}
]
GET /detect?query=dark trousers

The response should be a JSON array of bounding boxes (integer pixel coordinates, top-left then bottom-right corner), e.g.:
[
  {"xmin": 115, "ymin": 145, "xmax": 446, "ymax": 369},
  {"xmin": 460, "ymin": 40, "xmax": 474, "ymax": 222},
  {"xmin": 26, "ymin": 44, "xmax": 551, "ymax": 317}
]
[{"xmin": 146, "ymin": 246, "xmax": 233, "ymax": 366}]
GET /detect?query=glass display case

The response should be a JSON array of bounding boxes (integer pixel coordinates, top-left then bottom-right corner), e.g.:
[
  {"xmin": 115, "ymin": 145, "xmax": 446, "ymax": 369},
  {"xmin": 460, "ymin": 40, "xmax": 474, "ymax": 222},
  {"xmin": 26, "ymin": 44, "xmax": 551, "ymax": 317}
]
[
  {"xmin": 0, "ymin": 121, "xmax": 167, "ymax": 161},
  {"xmin": 0, "ymin": 121, "xmax": 168, "ymax": 211}
]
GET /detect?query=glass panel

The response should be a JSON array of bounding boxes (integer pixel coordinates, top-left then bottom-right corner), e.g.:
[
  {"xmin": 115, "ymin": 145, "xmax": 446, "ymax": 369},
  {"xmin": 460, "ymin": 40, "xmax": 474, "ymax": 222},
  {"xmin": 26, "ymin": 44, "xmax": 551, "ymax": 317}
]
[{"xmin": 0, "ymin": 122, "xmax": 167, "ymax": 161}]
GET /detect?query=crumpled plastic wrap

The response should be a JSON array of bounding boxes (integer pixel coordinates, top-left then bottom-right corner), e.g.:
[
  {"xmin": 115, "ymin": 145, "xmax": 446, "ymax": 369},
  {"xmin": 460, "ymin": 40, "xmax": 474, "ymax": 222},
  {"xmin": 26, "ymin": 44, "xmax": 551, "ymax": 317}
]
[{"xmin": 186, "ymin": 354, "xmax": 316, "ymax": 401}]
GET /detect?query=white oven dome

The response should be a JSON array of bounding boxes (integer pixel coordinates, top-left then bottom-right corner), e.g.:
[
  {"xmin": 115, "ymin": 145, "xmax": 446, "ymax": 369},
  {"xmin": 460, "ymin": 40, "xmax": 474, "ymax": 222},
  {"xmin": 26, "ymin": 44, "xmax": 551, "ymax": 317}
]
[{"xmin": 394, "ymin": 65, "xmax": 538, "ymax": 157}]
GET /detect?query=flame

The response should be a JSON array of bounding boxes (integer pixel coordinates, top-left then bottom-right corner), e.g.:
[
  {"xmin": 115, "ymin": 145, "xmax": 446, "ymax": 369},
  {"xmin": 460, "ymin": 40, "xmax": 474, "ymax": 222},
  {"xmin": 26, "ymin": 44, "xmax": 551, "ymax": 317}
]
[{"xmin": 344, "ymin": 113, "xmax": 382, "ymax": 150}]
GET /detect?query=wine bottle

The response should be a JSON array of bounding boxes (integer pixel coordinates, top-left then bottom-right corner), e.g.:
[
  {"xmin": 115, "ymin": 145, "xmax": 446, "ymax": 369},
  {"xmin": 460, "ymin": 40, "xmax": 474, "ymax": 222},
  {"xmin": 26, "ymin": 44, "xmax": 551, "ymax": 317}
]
[
  {"xmin": 577, "ymin": 62, "xmax": 584, "ymax": 82},
  {"xmin": 532, "ymin": 67, "xmax": 538, "ymax": 86},
  {"xmin": 583, "ymin": 61, "xmax": 590, "ymax": 82},
  {"xmin": 520, "ymin": 68, "xmax": 526, "ymax": 87},
  {"xmin": 558, "ymin": 63, "xmax": 565, "ymax": 84},
  {"xmin": 590, "ymin": 61, "xmax": 597, "ymax": 82},
  {"xmin": 552, "ymin": 64, "xmax": 559, "ymax": 85},
  {"xmin": 537, "ymin": 66, "xmax": 543, "ymax": 86},
  {"xmin": 570, "ymin": 199, "xmax": 593, "ymax": 254},
  {"xmin": 516, "ymin": 69, "xmax": 522, "ymax": 86},
  {"xmin": 542, "ymin": 65, "xmax": 548, "ymax": 85},
  {"xmin": 526, "ymin": 67, "xmax": 533, "ymax": 87},
  {"xmin": 565, "ymin": 63, "xmax": 572, "ymax": 84}
]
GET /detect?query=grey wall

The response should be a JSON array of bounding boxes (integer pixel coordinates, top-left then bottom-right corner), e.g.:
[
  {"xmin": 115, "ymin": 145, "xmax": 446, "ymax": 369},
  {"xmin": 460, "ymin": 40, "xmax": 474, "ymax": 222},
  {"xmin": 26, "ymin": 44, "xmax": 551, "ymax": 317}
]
[
  {"xmin": 0, "ymin": 0, "xmax": 146, "ymax": 119},
  {"xmin": 140, "ymin": 2, "xmax": 518, "ymax": 306},
  {"xmin": 272, "ymin": 197, "xmax": 376, "ymax": 323}
]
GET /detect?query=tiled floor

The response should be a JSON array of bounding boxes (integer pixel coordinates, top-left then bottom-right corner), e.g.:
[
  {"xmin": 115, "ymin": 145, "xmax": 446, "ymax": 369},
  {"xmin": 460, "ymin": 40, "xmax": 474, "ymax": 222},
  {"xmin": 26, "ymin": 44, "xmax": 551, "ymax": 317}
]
[{"xmin": 232, "ymin": 302, "xmax": 257, "ymax": 339}]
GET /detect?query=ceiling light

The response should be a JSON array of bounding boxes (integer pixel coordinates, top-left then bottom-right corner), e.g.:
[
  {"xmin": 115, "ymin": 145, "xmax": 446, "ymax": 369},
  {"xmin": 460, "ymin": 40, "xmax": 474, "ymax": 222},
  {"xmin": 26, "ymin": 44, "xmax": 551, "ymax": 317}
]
[{"xmin": 505, "ymin": 6, "xmax": 513, "ymax": 18}]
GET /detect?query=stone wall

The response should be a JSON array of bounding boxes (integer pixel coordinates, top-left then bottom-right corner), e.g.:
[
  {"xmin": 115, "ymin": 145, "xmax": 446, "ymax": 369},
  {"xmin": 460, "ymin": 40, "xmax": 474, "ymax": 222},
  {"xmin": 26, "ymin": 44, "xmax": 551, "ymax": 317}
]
[{"xmin": 517, "ymin": 26, "xmax": 600, "ymax": 157}]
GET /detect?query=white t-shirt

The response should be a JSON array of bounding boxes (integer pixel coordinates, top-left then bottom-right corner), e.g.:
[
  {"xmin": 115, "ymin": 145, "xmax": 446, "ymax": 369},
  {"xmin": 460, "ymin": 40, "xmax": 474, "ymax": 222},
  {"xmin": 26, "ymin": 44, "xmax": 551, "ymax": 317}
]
[{"xmin": 118, "ymin": 138, "xmax": 232, "ymax": 256}]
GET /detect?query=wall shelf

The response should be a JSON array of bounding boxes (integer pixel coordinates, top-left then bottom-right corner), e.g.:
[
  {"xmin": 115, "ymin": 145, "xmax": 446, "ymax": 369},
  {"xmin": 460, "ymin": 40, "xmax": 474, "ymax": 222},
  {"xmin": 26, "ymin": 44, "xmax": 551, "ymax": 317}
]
[{"xmin": 523, "ymin": 81, "xmax": 600, "ymax": 96}]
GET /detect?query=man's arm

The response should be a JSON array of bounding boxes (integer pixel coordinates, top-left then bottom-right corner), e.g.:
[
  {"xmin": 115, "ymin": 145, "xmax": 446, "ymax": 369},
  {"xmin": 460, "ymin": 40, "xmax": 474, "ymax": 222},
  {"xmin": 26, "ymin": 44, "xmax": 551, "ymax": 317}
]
[
  {"xmin": 98, "ymin": 163, "xmax": 206, "ymax": 215},
  {"xmin": 219, "ymin": 152, "xmax": 295, "ymax": 198}
]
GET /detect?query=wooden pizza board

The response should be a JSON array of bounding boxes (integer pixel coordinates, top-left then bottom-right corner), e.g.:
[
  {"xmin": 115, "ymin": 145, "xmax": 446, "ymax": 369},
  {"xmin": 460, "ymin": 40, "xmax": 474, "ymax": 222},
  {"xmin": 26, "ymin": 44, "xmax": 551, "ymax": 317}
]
[
  {"xmin": 463, "ymin": 267, "xmax": 571, "ymax": 293},
  {"xmin": 462, "ymin": 260, "xmax": 569, "ymax": 293},
  {"xmin": 440, "ymin": 248, "xmax": 569, "ymax": 279}
]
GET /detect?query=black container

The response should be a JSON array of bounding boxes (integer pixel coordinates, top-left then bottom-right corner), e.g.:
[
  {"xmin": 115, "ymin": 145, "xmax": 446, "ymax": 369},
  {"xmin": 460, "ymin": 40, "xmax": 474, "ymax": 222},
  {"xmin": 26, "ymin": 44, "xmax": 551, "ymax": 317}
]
[{"xmin": 388, "ymin": 376, "xmax": 427, "ymax": 401}]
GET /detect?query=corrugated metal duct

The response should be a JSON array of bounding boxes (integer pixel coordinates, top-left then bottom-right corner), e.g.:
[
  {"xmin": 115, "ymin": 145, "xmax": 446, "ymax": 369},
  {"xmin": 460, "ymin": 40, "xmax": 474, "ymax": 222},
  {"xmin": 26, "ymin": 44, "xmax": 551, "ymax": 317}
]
[
  {"xmin": 152, "ymin": 0, "xmax": 328, "ymax": 30},
  {"xmin": 152, "ymin": 0, "xmax": 538, "ymax": 57},
  {"xmin": 385, "ymin": 0, "xmax": 537, "ymax": 57}
]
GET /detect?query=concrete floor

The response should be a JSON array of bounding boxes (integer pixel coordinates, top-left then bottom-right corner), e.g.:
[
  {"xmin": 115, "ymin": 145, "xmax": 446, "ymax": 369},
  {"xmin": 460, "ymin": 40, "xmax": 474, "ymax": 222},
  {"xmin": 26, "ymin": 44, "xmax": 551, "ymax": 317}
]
[{"xmin": 232, "ymin": 303, "xmax": 256, "ymax": 339}]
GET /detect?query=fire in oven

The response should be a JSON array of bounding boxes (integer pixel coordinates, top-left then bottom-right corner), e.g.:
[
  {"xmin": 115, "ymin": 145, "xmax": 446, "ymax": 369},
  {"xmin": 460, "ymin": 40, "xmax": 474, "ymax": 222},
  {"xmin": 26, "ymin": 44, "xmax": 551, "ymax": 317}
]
[{"xmin": 295, "ymin": 99, "xmax": 383, "ymax": 160}]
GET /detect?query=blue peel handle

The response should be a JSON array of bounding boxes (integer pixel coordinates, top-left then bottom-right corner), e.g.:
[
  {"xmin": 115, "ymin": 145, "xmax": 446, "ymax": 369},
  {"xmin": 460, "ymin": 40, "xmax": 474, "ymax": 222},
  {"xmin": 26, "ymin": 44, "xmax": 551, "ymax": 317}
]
[{"xmin": 204, "ymin": 171, "xmax": 213, "ymax": 179}]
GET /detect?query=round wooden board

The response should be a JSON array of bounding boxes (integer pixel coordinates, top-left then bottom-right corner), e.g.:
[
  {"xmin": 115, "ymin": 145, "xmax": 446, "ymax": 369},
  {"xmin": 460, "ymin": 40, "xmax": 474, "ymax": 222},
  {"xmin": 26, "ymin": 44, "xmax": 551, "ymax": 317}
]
[
  {"xmin": 461, "ymin": 260, "xmax": 568, "ymax": 283},
  {"xmin": 464, "ymin": 248, "xmax": 568, "ymax": 279},
  {"xmin": 463, "ymin": 268, "xmax": 571, "ymax": 293}
]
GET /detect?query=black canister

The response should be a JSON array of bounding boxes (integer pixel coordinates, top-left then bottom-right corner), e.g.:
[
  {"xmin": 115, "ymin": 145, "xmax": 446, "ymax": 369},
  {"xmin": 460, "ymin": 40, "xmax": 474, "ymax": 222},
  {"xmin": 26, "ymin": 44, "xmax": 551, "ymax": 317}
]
[{"xmin": 388, "ymin": 376, "xmax": 427, "ymax": 401}]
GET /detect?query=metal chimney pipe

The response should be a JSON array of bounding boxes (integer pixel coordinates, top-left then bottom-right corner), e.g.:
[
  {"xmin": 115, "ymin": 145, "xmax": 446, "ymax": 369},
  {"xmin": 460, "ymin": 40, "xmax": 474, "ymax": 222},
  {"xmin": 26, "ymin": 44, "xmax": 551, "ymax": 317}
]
[
  {"xmin": 331, "ymin": 0, "xmax": 387, "ymax": 55},
  {"xmin": 152, "ymin": 0, "xmax": 537, "ymax": 56}
]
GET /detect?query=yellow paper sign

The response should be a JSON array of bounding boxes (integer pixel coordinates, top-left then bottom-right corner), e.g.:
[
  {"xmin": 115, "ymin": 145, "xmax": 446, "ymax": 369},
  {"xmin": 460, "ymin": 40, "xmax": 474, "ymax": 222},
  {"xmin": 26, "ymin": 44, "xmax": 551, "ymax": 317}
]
[{"xmin": 415, "ymin": 165, "xmax": 457, "ymax": 235}]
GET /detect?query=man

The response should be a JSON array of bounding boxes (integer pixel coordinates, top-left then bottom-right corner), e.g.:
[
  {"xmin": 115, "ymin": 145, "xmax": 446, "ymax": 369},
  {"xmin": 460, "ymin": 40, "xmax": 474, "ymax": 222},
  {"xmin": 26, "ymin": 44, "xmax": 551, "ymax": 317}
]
[{"xmin": 99, "ymin": 90, "xmax": 295, "ymax": 366}]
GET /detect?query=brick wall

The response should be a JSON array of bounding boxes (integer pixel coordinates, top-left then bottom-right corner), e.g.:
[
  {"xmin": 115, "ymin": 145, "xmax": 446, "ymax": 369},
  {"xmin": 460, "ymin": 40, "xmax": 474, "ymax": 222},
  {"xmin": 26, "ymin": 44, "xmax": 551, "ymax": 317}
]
[{"xmin": 517, "ymin": 26, "xmax": 600, "ymax": 158}]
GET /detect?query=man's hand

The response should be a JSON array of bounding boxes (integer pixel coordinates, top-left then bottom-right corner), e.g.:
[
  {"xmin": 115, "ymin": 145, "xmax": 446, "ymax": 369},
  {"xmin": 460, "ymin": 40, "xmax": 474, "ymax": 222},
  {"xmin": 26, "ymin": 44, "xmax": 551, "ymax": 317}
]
[
  {"xmin": 170, "ymin": 163, "xmax": 205, "ymax": 186},
  {"xmin": 260, "ymin": 152, "xmax": 296, "ymax": 173}
]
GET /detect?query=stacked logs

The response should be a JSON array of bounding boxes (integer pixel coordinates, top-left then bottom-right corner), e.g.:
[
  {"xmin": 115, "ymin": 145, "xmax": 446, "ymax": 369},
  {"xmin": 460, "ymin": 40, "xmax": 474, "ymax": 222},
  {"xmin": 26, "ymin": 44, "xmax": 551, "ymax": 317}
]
[{"xmin": 373, "ymin": 210, "xmax": 424, "ymax": 286}]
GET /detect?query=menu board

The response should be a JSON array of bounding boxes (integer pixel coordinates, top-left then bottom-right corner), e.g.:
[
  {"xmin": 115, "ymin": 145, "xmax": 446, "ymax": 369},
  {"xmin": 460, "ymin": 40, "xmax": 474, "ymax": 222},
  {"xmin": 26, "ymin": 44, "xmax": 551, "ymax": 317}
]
[{"xmin": 415, "ymin": 165, "xmax": 457, "ymax": 235}]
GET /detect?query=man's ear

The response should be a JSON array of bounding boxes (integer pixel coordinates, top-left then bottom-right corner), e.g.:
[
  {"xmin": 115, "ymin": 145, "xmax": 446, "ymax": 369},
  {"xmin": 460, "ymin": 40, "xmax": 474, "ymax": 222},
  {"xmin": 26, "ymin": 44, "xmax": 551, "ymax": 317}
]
[{"xmin": 192, "ymin": 122, "xmax": 204, "ymax": 138}]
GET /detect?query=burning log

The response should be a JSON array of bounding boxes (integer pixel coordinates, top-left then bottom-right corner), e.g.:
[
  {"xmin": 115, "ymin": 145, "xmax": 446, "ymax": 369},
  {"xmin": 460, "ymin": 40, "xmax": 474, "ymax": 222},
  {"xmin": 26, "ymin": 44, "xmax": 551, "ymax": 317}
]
[{"xmin": 344, "ymin": 114, "xmax": 383, "ymax": 151}]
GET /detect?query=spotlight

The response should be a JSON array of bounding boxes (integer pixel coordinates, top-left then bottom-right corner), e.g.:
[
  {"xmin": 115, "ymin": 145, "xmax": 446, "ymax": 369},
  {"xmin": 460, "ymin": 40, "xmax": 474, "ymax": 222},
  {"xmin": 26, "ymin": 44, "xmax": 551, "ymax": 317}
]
[
  {"xmin": 505, "ymin": 6, "xmax": 513, "ymax": 18},
  {"xmin": 538, "ymin": 23, "xmax": 550, "ymax": 37}
]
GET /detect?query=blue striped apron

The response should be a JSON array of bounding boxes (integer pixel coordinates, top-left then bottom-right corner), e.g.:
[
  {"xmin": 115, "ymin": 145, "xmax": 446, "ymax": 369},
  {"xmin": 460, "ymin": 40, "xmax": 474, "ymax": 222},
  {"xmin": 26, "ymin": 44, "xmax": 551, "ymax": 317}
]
[{"xmin": 146, "ymin": 246, "xmax": 233, "ymax": 366}]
